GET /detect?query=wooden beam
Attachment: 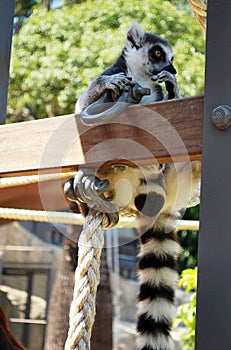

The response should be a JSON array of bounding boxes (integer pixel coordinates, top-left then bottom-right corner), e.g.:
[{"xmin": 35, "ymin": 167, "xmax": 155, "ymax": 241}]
[
  {"xmin": 0, "ymin": 96, "xmax": 203, "ymax": 177},
  {"xmin": 0, "ymin": 179, "xmax": 69, "ymax": 211},
  {"xmin": 0, "ymin": 179, "xmax": 74, "ymax": 225}
]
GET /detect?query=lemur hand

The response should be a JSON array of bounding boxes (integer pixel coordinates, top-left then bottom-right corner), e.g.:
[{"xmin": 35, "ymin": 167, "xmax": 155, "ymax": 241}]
[
  {"xmin": 151, "ymin": 70, "xmax": 176, "ymax": 84},
  {"xmin": 102, "ymin": 73, "xmax": 134, "ymax": 95},
  {"xmin": 76, "ymin": 73, "xmax": 135, "ymax": 113},
  {"xmin": 151, "ymin": 70, "xmax": 180, "ymax": 99}
]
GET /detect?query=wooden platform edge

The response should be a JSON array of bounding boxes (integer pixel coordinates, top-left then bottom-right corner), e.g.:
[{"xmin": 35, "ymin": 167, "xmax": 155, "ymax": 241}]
[{"xmin": 0, "ymin": 96, "xmax": 203, "ymax": 178}]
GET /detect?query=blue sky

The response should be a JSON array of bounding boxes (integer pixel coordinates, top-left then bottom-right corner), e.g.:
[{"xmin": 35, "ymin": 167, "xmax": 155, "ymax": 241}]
[{"xmin": 51, "ymin": 0, "xmax": 63, "ymax": 9}]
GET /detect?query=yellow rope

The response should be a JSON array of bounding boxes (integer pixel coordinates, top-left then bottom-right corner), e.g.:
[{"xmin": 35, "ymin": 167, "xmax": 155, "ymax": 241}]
[
  {"xmin": 0, "ymin": 207, "xmax": 84, "ymax": 225},
  {"xmin": 0, "ymin": 172, "xmax": 76, "ymax": 188},
  {"xmin": 0, "ymin": 207, "xmax": 199, "ymax": 230}
]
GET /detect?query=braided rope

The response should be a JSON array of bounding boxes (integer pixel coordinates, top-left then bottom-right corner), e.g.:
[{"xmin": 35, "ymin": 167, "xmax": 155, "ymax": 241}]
[
  {"xmin": 0, "ymin": 207, "xmax": 85, "ymax": 224},
  {"xmin": 0, "ymin": 172, "xmax": 76, "ymax": 188},
  {"xmin": 188, "ymin": 0, "xmax": 207, "ymax": 33},
  {"xmin": 64, "ymin": 209, "xmax": 112, "ymax": 350},
  {"xmin": 0, "ymin": 207, "xmax": 199, "ymax": 230}
]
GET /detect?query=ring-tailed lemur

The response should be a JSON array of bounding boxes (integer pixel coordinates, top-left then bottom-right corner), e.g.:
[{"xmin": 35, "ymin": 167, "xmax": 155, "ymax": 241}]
[
  {"xmin": 75, "ymin": 21, "xmax": 180, "ymax": 114},
  {"xmin": 74, "ymin": 22, "xmax": 201, "ymax": 350}
]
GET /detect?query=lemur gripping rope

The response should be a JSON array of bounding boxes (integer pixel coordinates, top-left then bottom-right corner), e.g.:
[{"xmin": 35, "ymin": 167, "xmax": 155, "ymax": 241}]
[{"xmin": 73, "ymin": 22, "xmax": 201, "ymax": 350}]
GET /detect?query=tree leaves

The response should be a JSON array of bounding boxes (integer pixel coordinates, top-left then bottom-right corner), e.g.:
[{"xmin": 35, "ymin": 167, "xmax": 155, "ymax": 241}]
[
  {"xmin": 175, "ymin": 267, "xmax": 198, "ymax": 349},
  {"xmin": 8, "ymin": 0, "xmax": 205, "ymax": 121}
]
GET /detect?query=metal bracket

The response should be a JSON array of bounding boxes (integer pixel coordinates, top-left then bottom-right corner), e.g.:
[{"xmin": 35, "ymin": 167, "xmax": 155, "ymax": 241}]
[
  {"xmin": 64, "ymin": 169, "xmax": 119, "ymax": 228},
  {"xmin": 81, "ymin": 80, "xmax": 150, "ymax": 126}
]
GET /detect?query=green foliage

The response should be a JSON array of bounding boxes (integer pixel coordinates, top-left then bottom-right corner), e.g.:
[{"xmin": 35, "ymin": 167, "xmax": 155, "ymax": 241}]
[
  {"xmin": 15, "ymin": 0, "xmax": 38, "ymax": 17},
  {"xmin": 14, "ymin": 0, "xmax": 54, "ymax": 31},
  {"xmin": 178, "ymin": 205, "xmax": 200, "ymax": 272},
  {"xmin": 175, "ymin": 267, "xmax": 197, "ymax": 350},
  {"xmin": 14, "ymin": 0, "xmax": 39, "ymax": 32},
  {"xmin": 8, "ymin": 0, "xmax": 205, "ymax": 121},
  {"xmin": 178, "ymin": 229, "xmax": 198, "ymax": 272},
  {"xmin": 169, "ymin": 0, "xmax": 192, "ymax": 12},
  {"xmin": 62, "ymin": 0, "xmax": 86, "ymax": 5},
  {"xmin": 179, "ymin": 266, "xmax": 197, "ymax": 292}
]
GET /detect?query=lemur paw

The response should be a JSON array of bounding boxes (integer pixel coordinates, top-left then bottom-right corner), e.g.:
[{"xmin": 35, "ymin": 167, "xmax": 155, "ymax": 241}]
[
  {"xmin": 151, "ymin": 70, "xmax": 177, "ymax": 84},
  {"xmin": 103, "ymin": 73, "xmax": 134, "ymax": 95},
  {"xmin": 151, "ymin": 71, "xmax": 180, "ymax": 99}
]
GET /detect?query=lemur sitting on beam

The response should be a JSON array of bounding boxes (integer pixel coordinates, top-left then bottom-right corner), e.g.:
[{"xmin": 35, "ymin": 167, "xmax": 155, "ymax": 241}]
[{"xmin": 73, "ymin": 22, "xmax": 201, "ymax": 350}]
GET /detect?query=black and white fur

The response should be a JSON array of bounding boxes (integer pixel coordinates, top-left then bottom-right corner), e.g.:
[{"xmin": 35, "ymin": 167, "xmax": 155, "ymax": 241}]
[
  {"xmin": 75, "ymin": 22, "xmax": 180, "ymax": 114},
  {"xmin": 74, "ymin": 22, "xmax": 200, "ymax": 350},
  {"xmin": 99, "ymin": 162, "xmax": 200, "ymax": 350}
]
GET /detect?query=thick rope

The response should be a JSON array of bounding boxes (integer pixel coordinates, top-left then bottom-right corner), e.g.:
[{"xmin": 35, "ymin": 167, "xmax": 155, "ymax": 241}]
[
  {"xmin": 64, "ymin": 209, "xmax": 112, "ymax": 350},
  {"xmin": 188, "ymin": 0, "xmax": 207, "ymax": 33}
]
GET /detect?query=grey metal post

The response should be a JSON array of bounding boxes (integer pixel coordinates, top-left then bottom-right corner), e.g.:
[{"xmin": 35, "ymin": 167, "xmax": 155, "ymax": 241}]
[
  {"xmin": 196, "ymin": 1, "xmax": 231, "ymax": 349},
  {"xmin": 0, "ymin": 1, "xmax": 15, "ymax": 124}
]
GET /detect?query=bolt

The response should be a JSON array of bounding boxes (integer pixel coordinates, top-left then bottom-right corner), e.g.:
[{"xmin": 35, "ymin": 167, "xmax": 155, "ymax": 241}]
[{"xmin": 211, "ymin": 105, "xmax": 231, "ymax": 130}]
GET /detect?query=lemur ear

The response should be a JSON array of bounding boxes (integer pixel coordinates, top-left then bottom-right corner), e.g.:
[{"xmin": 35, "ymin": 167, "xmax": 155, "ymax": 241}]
[{"xmin": 126, "ymin": 22, "xmax": 145, "ymax": 49}]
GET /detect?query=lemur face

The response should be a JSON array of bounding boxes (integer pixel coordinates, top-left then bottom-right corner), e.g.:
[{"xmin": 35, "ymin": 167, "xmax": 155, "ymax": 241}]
[
  {"xmin": 96, "ymin": 161, "xmax": 201, "ymax": 221},
  {"xmin": 98, "ymin": 164, "xmax": 166, "ymax": 218},
  {"xmin": 145, "ymin": 41, "xmax": 176, "ymax": 76},
  {"xmin": 125, "ymin": 22, "xmax": 177, "ymax": 80}
]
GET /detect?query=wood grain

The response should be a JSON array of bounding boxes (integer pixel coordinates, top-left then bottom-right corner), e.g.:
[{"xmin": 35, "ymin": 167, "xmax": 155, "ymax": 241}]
[{"xmin": 0, "ymin": 96, "xmax": 203, "ymax": 178}]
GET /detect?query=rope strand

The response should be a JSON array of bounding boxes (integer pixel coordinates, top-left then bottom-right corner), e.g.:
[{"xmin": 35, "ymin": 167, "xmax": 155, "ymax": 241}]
[
  {"xmin": 0, "ymin": 172, "xmax": 76, "ymax": 188},
  {"xmin": 64, "ymin": 210, "xmax": 109, "ymax": 350}
]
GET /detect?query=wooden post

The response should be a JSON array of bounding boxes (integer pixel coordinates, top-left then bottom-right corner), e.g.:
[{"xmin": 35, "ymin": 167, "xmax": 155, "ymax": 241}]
[
  {"xmin": 196, "ymin": 1, "xmax": 231, "ymax": 348},
  {"xmin": 0, "ymin": 1, "xmax": 15, "ymax": 125}
]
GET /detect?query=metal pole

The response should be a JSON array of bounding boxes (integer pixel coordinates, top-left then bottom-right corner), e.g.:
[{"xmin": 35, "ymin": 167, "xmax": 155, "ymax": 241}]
[
  {"xmin": 196, "ymin": 0, "xmax": 231, "ymax": 349},
  {"xmin": 0, "ymin": 1, "xmax": 15, "ymax": 124}
]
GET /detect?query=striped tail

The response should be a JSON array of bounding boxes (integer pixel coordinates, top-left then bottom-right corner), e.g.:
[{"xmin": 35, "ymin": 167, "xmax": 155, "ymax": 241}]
[{"xmin": 136, "ymin": 227, "xmax": 181, "ymax": 350}]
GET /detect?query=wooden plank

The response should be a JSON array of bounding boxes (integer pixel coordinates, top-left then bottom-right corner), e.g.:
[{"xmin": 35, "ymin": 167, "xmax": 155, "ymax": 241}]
[
  {"xmin": 0, "ymin": 96, "xmax": 203, "ymax": 177},
  {"xmin": 0, "ymin": 178, "xmax": 73, "ymax": 225},
  {"xmin": 0, "ymin": 180, "xmax": 69, "ymax": 211}
]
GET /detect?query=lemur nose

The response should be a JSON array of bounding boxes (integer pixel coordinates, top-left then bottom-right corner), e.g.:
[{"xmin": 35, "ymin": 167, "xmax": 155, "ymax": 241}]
[{"xmin": 164, "ymin": 63, "xmax": 177, "ymax": 75}]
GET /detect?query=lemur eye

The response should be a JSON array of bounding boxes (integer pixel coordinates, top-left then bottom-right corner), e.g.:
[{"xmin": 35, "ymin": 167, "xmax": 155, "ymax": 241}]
[
  {"xmin": 111, "ymin": 164, "xmax": 128, "ymax": 171},
  {"xmin": 155, "ymin": 50, "xmax": 162, "ymax": 58}
]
